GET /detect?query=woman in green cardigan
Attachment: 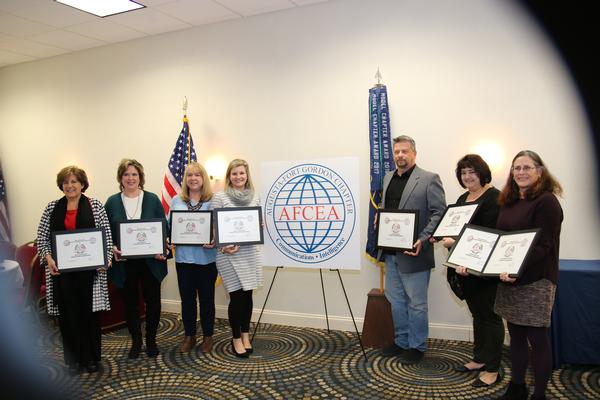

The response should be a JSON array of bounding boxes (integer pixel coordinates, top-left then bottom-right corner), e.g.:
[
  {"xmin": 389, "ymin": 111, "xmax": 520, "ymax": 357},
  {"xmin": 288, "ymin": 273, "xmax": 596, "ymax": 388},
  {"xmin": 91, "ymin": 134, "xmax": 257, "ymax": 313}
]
[{"xmin": 105, "ymin": 159, "xmax": 168, "ymax": 359}]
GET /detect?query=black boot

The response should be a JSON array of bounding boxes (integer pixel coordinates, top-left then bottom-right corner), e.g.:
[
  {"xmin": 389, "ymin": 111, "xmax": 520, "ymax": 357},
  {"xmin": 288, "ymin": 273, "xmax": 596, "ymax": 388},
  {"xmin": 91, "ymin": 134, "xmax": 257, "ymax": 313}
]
[
  {"xmin": 128, "ymin": 334, "xmax": 142, "ymax": 359},
  {"xmin": 529, "ymin": 395, "xmax": 546, "ymax": 400},
  {"xmin": 146, "ymin": 336, "xmax": 159, "ymax": 358},
  {"xmin": 498, "ymin": 381, "xmax": 528, "ymax": 400}
]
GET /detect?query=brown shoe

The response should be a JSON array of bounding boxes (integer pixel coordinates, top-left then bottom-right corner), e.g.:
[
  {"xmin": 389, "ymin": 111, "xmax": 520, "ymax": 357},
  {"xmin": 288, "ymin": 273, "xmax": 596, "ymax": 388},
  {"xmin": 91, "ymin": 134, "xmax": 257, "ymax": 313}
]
[
  {"xmin": 179, "ymin": 336, "xmax": 196, "ymax": 353},
  {"xmin": 200, "ymin": 336, "xmax": 213, "ymax": 353}
]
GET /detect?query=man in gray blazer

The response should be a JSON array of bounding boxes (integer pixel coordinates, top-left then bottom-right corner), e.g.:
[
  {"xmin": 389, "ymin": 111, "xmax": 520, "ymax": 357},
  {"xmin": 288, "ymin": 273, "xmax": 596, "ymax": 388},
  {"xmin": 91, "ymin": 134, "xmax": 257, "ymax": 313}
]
[{"xmin": 379, "ymin": 135, "xmax": 446, "ymax": 363}]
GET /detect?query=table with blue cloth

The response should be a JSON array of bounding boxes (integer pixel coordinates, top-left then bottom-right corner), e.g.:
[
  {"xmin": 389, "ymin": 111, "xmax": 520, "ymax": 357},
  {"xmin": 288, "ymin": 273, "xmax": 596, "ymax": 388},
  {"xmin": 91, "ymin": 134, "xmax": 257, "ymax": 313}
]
[{"xmin": 551, "ymin": 259, "xmax": 600, "ymax": 368}]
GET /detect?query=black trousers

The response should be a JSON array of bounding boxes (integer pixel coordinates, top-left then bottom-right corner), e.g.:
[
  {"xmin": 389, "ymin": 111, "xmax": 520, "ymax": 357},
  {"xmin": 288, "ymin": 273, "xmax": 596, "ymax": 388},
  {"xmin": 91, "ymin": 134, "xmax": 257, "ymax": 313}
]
[
  {"xmin": 465, "ymin": 282, "xmax": 504, "ymax": 372},
  {"xmin": 120, "ymin": 259, "xmax": 161, "ymax": 343},
  {"xmin": 228, "ymin": 289, "xmax": 253, "ymax": 338},
  {"xmin": 54, "ymin": 270, "xmax": 100, "ymax": 366},
  {"xmin": 176, "ymin": 262, "xmax": 217, "ymax": 337}
]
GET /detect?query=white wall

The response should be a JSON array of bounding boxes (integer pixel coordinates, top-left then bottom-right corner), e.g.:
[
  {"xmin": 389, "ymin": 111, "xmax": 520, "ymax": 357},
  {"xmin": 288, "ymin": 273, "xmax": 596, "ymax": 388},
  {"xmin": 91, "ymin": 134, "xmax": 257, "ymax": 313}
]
[{"xmin": 1, "ymin": 0, "xmax": 598, "ymax": 339}]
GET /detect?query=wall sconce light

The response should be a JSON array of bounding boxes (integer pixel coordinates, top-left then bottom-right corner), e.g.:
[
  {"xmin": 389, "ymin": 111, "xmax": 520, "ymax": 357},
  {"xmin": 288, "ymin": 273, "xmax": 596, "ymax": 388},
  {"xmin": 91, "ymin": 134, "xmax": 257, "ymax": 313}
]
[
  {"xmin": 205, "ymin": 157, "xmax": 226, "ymax": 181},
  {"xmin": 471, "ymin": 141, "xmax": 506, "ymax": 175}
]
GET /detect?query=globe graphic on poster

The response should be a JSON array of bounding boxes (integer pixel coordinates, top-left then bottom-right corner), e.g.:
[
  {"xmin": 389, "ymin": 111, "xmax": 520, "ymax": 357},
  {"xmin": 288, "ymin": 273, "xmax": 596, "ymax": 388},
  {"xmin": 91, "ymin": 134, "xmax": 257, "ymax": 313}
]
[{"xmin": 273, "ymin": 173, "xmax": 345, "ymax": 253}]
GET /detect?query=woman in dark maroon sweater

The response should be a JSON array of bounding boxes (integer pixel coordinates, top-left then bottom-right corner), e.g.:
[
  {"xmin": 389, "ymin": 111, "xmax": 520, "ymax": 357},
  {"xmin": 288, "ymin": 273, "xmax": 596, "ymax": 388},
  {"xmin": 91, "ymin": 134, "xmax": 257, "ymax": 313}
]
[{"xmin": 494, "ymin": 150, "xmax": 563, "ymax": 400}]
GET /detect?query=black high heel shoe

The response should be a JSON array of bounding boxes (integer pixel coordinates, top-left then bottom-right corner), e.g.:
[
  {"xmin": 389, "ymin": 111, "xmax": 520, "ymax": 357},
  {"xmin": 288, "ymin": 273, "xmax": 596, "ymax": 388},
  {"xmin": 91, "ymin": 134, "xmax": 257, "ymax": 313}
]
[
  {"xmin": 231, "ymin": 340, "xmax": 249, "ymax": 358},
  {"xmin": 471, "ymin": 372, "xmax": 503, "ymax": 387}
]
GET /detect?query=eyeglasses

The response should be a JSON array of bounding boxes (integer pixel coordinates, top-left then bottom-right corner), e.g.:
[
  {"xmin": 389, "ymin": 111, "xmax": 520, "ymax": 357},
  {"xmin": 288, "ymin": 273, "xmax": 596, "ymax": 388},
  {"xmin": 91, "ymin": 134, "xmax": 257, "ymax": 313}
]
[{"xmin": 511, "ymin": 165, "xmax": 538, "ymax": 172}]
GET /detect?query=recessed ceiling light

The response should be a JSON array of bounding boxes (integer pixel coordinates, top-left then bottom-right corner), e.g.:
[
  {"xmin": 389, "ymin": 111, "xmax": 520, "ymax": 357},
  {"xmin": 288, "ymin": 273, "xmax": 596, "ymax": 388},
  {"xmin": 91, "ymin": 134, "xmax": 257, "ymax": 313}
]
[{"xmin": 55, "ymin": 0, "xmax": 145, "ymax": 18}]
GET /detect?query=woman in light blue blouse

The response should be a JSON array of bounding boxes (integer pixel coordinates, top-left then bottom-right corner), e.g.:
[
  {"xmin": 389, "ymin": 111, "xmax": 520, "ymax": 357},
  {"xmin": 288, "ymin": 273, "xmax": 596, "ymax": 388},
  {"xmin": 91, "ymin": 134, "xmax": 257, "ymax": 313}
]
[{"xmin": 170, "ymin": 162, "xmax": 217, "ymax": 353}]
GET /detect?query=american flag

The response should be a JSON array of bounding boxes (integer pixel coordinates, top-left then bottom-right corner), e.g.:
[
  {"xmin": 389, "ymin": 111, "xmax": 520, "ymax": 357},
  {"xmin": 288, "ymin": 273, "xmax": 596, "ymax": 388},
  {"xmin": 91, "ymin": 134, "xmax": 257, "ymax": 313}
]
[
  {"xmin": 161, "ymin": 116, "xmax": 197, "ymax": 215},
  {"xmin": 0, "ymin": 167, "xmax": 11, "ymax": 242}
]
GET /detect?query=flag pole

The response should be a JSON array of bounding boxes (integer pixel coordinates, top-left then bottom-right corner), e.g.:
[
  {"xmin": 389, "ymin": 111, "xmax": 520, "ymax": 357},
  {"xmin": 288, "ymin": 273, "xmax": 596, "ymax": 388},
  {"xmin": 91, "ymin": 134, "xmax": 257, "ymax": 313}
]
[
  {"xmin": 375, "ymin": 68, "xmax": 385, "ymax": 292},
  {"xmin": 183, "ymin": 96, "xmax": 191, "ymax": 164}
]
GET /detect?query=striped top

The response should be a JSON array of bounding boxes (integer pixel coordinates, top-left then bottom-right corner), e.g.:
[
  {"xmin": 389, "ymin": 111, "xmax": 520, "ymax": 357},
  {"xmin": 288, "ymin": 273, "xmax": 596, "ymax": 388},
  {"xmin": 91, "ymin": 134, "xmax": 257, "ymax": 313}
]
[{"xmin": 210, "ymin": 191, "xmax": 263, "ymax": 293}]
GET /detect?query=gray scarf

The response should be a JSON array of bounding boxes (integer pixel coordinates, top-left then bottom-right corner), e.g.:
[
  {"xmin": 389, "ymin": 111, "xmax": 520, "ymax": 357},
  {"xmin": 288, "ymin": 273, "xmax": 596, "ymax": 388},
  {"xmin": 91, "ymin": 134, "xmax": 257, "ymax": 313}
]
[{"xmin": 225, "ymin": 187, "xmax": 254, "ymax": 206}]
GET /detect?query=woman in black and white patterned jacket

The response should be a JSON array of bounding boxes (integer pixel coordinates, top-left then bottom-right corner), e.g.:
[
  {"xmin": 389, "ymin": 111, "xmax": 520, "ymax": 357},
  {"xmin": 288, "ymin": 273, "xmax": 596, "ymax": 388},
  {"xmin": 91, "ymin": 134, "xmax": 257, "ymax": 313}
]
[{"xmin": 36, "ymin": 166, "xmax": 112, "ymax": 375}]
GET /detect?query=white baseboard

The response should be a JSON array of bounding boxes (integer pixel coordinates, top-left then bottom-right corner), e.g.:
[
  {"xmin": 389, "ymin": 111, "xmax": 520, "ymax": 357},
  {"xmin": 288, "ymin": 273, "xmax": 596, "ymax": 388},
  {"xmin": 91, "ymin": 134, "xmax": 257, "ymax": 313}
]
[{"xmin": 162, "ymin": 299, "xmax": 477, "ymax": 342}]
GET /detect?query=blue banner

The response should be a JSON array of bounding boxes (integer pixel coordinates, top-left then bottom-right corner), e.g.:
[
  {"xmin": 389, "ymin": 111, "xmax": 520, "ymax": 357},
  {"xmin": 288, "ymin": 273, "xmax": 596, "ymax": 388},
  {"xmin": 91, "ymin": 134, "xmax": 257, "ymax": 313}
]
[{"xmin": 366, "ymin": 85, "xmax": 394, "ymax": 263}]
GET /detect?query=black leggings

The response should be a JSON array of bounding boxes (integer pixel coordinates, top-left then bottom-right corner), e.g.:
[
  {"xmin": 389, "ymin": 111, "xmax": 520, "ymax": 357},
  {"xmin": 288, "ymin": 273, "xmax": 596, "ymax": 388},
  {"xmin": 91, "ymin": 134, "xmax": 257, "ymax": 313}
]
[
  {"xmin": 507, "ymin": 322, "xmax": 552, "ymax": 397},
  {"xmin": 228, "ymin": 289, "xmax": 253, "ymax": 338}
]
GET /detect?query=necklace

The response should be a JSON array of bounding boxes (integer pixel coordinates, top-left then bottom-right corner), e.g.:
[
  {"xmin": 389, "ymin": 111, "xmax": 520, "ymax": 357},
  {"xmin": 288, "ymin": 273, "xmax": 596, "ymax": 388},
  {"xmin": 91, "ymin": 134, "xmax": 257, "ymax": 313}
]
[
  {"xmin": 186, "ymin": 199, "xmax": 203, "ymax": 211},
  {"xmin": 466, "ymin": 185, "xmax": 488, "ymax": 202},
  {"xmin": 122, "ymin": 192, "xmax": 142, "ymax": 219}
]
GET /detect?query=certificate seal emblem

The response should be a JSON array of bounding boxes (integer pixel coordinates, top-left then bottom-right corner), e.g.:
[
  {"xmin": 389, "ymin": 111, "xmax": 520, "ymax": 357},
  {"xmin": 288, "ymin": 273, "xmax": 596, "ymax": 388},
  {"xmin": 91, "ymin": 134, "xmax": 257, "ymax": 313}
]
[
  {"xmin": 504, "ymin": 245, "xmax": 515, "ymax": 257},
  {"xmin": 74, "ymin": 243, "xmax": 86, "ymax": 254},
  {"xmin": 136, "ymin": 232, "xmax": 147, "ymax": 243},
  {"xmin": 392, "ymin": 223, "xmax": 400, "ymax": 234},
  {"xmin": 127, "ymin": 227, "xmax": 133, "ymax": 234},
  {"xmin": 471, "ymin": 243, "xmax": 483, "ymax": 254},
  {"xmin": 234, "ymin": 220, "xmax": 245, "ymax": 231},
  {"xmin": 186, "ymin": 222, "xmax": 196, "ymax": 232}
]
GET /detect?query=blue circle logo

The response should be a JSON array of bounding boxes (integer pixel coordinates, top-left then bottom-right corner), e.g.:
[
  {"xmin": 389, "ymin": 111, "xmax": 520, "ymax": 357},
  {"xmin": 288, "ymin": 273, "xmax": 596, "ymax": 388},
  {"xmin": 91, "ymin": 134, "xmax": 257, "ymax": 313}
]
[{"xmin": 264, "ymin": 163, "xmax": 356, "ymax": 263}]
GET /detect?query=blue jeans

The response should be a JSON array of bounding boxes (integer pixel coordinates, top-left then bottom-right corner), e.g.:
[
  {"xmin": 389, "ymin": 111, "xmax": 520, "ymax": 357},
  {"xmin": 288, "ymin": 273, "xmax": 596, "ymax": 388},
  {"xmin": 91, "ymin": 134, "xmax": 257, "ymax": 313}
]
[{"xmin": 384, "ymin": 255, "xmax": 431, "ymax": 352}]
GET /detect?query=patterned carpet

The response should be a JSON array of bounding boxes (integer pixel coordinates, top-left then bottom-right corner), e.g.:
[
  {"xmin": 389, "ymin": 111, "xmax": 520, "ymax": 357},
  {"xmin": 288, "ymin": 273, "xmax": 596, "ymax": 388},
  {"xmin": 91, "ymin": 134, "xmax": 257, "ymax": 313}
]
[{"xmin": 37, "ymin": 313, "xmax": 599, "ymax": 399}]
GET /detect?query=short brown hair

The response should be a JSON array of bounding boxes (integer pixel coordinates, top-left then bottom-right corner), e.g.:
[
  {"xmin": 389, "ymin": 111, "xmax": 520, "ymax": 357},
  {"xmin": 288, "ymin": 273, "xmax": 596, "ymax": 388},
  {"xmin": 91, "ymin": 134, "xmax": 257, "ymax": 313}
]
[
  {"xmin": 225, "ymin": 159, "xmax": 254, "ymax": 191},
  {"xmin": 455, "ymin": 154, "xmax": 492, "ymax": 188},
  {"xmin": 393, "ymin": 135, "xmax": 416, "ymax": 152},
  {"xmin": 181, "ymin": 162, "xmax": 213, "ymax": 202},
  {"xmin": 117, "ymin": 159, "xmax": 145, "ymax": 190},
  {"xmin": 56, "ymin": 166, "xmax": 89, "ymax": 192},
  {"xmin": 498, "ymin": 150, "xmax": 563, "ymax": 205}
]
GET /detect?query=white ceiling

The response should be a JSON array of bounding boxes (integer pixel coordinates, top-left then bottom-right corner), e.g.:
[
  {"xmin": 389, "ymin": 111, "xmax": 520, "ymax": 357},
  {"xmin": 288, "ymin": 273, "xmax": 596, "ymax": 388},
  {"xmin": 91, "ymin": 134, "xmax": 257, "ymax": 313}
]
[{"xmin": 0, "ymin": 0, "xmax": 328, "ymax": 68}]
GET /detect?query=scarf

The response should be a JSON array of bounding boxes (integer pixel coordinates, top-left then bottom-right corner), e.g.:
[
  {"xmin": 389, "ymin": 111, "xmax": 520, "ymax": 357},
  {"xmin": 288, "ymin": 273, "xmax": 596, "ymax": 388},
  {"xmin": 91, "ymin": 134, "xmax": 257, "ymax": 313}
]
[
  {"xmin": 225, "ymin": 187, "xmax": 254, "ymax": 206},
  {"xmin": 50, "ymin": 194, "xmax": 96, "ymax": 232}
]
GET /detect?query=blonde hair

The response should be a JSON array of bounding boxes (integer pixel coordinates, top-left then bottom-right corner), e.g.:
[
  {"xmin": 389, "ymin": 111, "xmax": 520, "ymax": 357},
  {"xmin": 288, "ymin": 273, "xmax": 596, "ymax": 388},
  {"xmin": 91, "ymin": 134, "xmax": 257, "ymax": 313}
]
[
  {"xmin": 225, "ymin": 159, "xmax": 254, "ymax": 190},
  {"xmin": 180, "ymin": 162, "xmax": 213, "ymax": 202}
]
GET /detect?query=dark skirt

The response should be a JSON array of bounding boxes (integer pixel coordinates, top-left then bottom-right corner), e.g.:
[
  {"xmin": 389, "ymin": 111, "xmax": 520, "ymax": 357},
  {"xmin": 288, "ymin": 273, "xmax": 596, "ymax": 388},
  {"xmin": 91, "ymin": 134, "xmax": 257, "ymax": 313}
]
[{"xmin": 494, "ymin": 278, "xmax": 556, "ymax": 327}]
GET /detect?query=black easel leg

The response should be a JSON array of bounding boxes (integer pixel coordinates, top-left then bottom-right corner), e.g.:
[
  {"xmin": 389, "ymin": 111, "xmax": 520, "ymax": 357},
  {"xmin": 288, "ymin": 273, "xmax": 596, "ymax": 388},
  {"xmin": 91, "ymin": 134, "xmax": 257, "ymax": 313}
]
[
  {"xmin": 251, "ymin": 266, "xmax": 282, "ymax": 343},
  {"xmin": 319, "ymin": 269, "xmax": 330, "ymax": 333},
  {"xmin": 333, "ymin": 269, "xmax": 368, "ymax": 361}
]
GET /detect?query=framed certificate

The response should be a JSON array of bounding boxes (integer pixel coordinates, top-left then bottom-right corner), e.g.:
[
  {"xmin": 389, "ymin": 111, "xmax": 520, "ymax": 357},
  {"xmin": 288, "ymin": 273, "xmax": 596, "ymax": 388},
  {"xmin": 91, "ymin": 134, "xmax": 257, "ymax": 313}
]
[
  {"xmin": 376, "ymin": 209, "xmax": 419, "ymax": 251},
  {"xmin": 482, "ymin": 230, "xmax": 540, "ymax": 277},
  {"xmin": 214, "ymin": 207, "xmax": 264, "ymax": 246},
  {"xmin": 118, "ymin": 219, "xmax": 167, "ymax": 258},
  {"xmin": 444, "ymin": 224, "xmax": 540, "ymax": 277},
  {"xmin": 444, "ymin": 225, "xmax": 499, "ymax": 274},
  {"xmin": 51, "ymin": 228, "xmax": 108, "ymax": 273},
  {"xmin": 169, "ymin": 210, "xmax": 212, "ymax": 245},
  {"xmin": 431, "ymin": 202, "xmax": 480, "ymax": 239}
]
